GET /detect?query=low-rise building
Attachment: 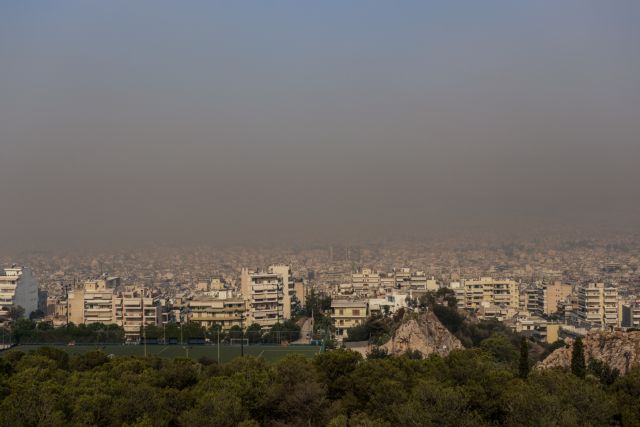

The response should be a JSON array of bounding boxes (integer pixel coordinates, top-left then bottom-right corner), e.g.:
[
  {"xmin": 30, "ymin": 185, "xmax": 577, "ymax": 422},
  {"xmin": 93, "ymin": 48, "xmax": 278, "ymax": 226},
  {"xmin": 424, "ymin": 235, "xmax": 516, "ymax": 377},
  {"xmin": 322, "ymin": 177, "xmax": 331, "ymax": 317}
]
[{"xmin": 331, "ymin": 299, "xmax": 368, "ymax": 339}]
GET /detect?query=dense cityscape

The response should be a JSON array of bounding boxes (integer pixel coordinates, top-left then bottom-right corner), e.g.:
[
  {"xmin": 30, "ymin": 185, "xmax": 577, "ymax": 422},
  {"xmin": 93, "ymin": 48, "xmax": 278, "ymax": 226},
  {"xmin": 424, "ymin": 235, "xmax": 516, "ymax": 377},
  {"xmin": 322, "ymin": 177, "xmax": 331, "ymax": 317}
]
[{"xmin": 2, "ymin": 231, "xmax": 640, "ymax": 344}]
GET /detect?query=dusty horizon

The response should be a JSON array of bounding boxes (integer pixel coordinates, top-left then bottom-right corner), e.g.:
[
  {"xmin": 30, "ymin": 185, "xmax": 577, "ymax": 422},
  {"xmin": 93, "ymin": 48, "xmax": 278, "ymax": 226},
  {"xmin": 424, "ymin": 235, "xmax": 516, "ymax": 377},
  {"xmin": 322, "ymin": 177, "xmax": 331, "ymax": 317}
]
[{"xmin": 1, "ymin": 2, "xmax": 639, "ymax": 249}]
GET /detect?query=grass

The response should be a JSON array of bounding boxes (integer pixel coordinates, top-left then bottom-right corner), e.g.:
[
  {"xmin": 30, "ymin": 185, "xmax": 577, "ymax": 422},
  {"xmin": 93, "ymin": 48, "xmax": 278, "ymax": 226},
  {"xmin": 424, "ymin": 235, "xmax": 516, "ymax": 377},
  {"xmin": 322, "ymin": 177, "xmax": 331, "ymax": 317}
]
[{"xmin": 10, "ymin": 343, "xmax": 321, "ymax": 363}]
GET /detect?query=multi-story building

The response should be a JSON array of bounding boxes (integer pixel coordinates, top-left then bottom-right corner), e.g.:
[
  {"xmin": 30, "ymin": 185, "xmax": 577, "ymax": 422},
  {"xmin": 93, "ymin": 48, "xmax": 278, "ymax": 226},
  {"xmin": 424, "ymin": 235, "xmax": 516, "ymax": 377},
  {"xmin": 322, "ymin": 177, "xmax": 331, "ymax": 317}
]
[
  {"xmin": 67, "ymin": 277, "xmax": 160, "ymax": 338},
  {"xmin": 114, "ymin": 287, "xmax": 162, "ymax": 340},
  {"xmin": 577, "ymin": 282, "xmax": 619, "ymax": 328},
  {"xmin": 187, "ymin": 293, "xmax": 246, "ymax": 330},
  {"xmin": 455, "ymin": 277, "xmax": 520, "ymax": 311},
  {"xmin": 621, "ymin": 300, "xmax": 640, "ymax": 328},
  {"xmin": 269, "ymin": 265, "xmax": 293, "ymax": 320},
  {"xmin": 0, "ymin": 266, "xmax": 38, "ymax": 320},
  {"xmin": 394, "ymin": 269, "xmax": 438, "ymax": 292},
  {"xmin": 331, "ymin": 300, "xmax": 368, "ymax": 339},
  {"xmin": 67, "ymin": 277, "xmax": 120, "ymax": 325},
  {"xmin": 241, "ymin": 267, "xmax": 288, "ymax": 329},
  {"xmin": 524, "ymin": 285, "xmax": 543, "ymax": 316},
  {"xmin": 542, "ymin": 282, "xmax": 573, "ymax": 315},
  {"xmin": 351, "ymin": 268, "xmax": 381, "ymax": 296}
]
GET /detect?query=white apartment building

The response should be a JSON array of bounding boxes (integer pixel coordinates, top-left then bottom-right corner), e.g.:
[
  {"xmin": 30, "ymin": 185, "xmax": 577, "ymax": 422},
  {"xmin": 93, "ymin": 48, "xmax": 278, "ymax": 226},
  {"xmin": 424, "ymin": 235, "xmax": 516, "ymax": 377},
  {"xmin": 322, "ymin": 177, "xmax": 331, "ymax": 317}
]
[
  {"xmin": 0, "ymin": 266, "xmax": 38, "ymax": 319},
  {"xmin": 577, "ymin": 282, "xmax": 619, "ymax": 328},
  {"xmin": 368, "ymin": 292, "xmax": 408, "ymax": 315}
]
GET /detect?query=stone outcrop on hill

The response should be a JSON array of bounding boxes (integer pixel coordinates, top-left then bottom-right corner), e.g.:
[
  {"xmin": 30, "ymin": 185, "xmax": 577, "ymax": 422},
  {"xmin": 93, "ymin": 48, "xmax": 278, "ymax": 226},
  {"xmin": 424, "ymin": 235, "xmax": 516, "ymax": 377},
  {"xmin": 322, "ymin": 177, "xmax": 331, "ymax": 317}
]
[
  {"xmin": 382, "ymin": 310, "xmax": 463, "ymax": 357},
  {"xmin": 537, "ymin": 331, "xmax": 640, "ymax": 374}
]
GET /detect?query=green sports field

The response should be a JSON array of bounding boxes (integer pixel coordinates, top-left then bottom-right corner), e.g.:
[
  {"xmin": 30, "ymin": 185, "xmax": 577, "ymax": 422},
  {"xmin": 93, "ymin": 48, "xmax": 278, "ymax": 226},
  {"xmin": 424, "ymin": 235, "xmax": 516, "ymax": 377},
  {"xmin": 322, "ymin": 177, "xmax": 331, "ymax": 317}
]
[{"xmin": 10, "ymin": 344, "xmax": 321, "ymax": 363}]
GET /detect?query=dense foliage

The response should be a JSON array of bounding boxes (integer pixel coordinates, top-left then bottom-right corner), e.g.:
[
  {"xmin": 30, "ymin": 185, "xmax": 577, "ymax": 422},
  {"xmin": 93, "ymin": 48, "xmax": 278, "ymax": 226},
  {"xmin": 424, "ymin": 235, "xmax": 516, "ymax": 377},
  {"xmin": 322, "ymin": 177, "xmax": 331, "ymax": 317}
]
[
  {"xmin": 8, "ymin": 320, "xmax": 300, "ymax": 346},
  {"xmin": 11, "ymin": 321, "xmax": 124, "ymax": 344},
  {"xmin": 1, "ymin": 345, "xmax": 639, "ymax": 426}
]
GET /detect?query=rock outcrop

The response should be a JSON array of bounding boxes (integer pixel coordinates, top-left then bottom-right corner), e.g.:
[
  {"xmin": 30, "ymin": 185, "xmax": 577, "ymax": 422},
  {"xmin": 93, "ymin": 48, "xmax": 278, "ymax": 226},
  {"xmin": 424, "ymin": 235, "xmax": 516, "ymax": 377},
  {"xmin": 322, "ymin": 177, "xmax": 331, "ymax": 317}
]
[
  {"xmin": 537, "ymin": 331, "xmax": 640, "ymax": 374},
  {"xmin": 382, "ymin": 311, "xmax": 463, "ymax": 357}
]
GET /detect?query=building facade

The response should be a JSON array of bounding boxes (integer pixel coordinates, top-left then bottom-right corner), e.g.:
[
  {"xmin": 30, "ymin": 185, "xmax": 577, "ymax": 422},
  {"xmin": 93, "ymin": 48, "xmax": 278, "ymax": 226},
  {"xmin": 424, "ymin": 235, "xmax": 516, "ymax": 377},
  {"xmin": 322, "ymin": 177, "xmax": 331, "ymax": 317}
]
[
  {"xmin": 0, "ymin": 266, "xmax": 38, "ymax": 320},
  {"xmin": 331, "ymin": 300, "xmax": 368, "ymax": 339},
  {"xmin": 456, "ymin": 277, "xmax": 520, "ymax": 311},
  {"xmin": 577, "ymin": 282, "xmax": 619, "ymax": 328}
]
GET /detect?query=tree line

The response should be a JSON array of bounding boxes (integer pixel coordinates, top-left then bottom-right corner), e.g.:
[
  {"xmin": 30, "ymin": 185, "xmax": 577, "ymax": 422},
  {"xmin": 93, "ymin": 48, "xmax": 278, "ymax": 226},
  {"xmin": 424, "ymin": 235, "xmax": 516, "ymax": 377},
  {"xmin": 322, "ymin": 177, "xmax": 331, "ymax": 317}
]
[
  {"xmin": 1, "ymin": 342, "xmax": 639, "ymax": 426},
  {"xmin": 6, "ymin": 319, "xmax": 301, "ymax": 346}
]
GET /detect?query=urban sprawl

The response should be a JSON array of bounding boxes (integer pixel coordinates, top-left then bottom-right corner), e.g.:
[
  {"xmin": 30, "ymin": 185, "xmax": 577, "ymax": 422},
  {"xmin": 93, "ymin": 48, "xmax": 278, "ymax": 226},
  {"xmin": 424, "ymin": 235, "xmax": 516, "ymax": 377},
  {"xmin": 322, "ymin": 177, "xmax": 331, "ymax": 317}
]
[{"xmin": 1, "ymin": 236, "xmax": 639, "ymax": 347}]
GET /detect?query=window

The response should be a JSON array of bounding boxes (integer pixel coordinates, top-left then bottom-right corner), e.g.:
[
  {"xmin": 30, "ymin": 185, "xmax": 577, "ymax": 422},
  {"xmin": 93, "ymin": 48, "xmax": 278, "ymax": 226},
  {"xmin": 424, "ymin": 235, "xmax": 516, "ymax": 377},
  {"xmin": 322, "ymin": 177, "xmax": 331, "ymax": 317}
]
[{"xmin": 352, "ymin": 309, "xmax": 360, "ymax": 315}]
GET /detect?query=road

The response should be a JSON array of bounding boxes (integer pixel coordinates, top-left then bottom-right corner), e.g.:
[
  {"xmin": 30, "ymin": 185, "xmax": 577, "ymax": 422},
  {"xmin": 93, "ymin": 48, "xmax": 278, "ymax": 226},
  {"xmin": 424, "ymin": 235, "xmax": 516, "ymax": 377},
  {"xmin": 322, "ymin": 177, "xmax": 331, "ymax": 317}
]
[{"xmin": 293, "ymin": 317, "xmax": 314, "ymax": 344}]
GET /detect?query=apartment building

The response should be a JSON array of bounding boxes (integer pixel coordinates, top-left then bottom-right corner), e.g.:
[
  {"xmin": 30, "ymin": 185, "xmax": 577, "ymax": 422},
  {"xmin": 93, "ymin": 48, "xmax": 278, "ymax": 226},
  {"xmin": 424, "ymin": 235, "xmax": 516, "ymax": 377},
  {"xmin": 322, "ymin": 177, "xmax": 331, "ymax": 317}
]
[
  {"xmin": 577, "ymin": 282, "xmax": 619, "ymax": 328},
  {"xmin": 331, "ymin": 299, "xmax": 368, "ymax": 339},
  {"xmin": 66, "ymin": 277, "xmax": 162, "ymax": 338},
  {"xmin": 68, "ymin": 277, "xmax": 120, "ymax": 325},
  {"xmin": 351, "ymin": 268, "xmax": 381, "ymax": 296},
  {"xmin": 394, "ymin": 269, "xmax": 438, "ymax": 292},
  {"xmin": 269, "ymin": 265, "xmax": 294, "ymax": 319},
  {"xmin": 0, "ymin": 266, "xmax": 38, "ymax": 320},
  {"xmin": 524, "ymin": 285, "xmax": 543, "ymax": 316},
  {"xmin": 368, "ymin": 292, "xmax": 408, "ymax": 316},
  {"xmin": 456, "ymin": 277, "xmax": 520, "ymax": 311},
  {"xmin": 114, "ymin": 287, "xmax": 161, "ymax": 340},
  {"xmin": 187, "ymin": 293, "xmax": 246, "ymax": 330},
  {"xmin": 241, "ymin": 267, "xmax": 288, "ymax": 329},
  {"xmin": 621, "ymin": 300, "xmax": 640, "ymax": 328},
  {"xmin": 542, "ymin": 282, "xmax": 573, "ymax": 315}
]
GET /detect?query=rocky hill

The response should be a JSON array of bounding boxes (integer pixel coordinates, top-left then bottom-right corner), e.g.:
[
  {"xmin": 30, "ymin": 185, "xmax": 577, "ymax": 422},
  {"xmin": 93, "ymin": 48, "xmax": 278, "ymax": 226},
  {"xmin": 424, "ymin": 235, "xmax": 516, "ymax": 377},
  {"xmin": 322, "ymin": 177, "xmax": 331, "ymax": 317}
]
[
  {"xmin": 382, "ymin": 310, "xmax": 463, "ymax": 357},
  {"xmin": 537, "ymin": 330, "xmax": 640, "ymax": 374}
]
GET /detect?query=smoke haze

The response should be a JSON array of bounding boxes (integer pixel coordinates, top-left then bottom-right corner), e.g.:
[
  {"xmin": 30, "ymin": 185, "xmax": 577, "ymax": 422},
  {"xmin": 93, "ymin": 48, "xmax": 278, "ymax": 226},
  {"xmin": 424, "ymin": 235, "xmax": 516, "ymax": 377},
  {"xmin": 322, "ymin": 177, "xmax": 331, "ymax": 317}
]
[{"xmin": 1, "ymin": 1, "xmax": 639, "ymax": 248}]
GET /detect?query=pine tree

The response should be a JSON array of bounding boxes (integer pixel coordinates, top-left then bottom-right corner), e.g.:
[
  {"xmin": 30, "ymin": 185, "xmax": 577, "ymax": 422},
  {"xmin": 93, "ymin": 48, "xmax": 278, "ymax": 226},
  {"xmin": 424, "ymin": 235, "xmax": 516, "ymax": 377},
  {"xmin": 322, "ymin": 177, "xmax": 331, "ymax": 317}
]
[
  {"xmin": 518, "ymin": 336, "xmax": 530, "ymax": 379},
  {"xmin": 571, "ymin": 337, "xmax": 586, "ymax": 378}
]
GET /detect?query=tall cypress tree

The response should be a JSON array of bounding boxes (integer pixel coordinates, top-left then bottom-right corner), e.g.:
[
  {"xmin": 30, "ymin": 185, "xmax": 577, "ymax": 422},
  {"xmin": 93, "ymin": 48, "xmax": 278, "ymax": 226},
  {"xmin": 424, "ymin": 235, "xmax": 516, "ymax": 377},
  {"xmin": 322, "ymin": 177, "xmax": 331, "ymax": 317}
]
[
  {"xmin": 518, "ymin": 336, "xmax": 530, "ymax": 379},
  {"xmin": 571, "ymin": 337, "xmax": 586, "ymax": 378}
]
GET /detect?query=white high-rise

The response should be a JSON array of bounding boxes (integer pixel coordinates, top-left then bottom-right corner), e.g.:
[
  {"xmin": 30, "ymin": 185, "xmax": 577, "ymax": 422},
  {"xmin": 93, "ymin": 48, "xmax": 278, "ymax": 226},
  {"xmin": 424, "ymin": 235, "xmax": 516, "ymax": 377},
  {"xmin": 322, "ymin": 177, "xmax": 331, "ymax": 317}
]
[{"xmin": 0, "ymin": 266, "xmax": 38, "ymax": 319}]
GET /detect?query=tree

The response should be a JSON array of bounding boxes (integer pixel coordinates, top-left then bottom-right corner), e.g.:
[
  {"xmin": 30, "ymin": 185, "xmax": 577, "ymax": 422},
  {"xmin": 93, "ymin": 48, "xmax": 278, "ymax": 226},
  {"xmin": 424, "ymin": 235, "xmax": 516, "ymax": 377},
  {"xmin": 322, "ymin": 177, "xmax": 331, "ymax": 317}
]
[
  {"xmin": 571, "ymin": 337, "xmax": 586, "ymax": 378},
  {"xmin": 314, "ymin": 349, "xmax": 362, "ymax": 399},
  {"xmin": 518, "ymin": 337, "xmax": 530, "ymax": 379},
  {"xmin": 479, "ymin": 334, "xmax": 517, "ymax": 365},
  {"xmin": 245, "ymin": 323, "xmax": 262, "ymax": 344},
  {"xmin": 588, "ymin": 358, "xmax": 619, "ymax": 385},
  {"xmin": 8, "ymin": 305, "xmax": 25, "ymax": 321},
  {"xmin": 29, "ymin": 309, "xmax": 45, "ymax": 320},
  {"xmin": 366, "ymin": 347, "xmax": 389, "ymax": 360}
]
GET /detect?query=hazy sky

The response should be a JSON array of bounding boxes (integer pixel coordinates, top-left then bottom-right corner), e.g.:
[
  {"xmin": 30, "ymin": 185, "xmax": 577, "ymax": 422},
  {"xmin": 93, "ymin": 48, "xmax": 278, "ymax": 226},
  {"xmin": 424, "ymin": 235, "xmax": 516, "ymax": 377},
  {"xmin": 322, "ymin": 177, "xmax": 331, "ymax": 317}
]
[{"xmin": 1, "ymin": 1, "xmax": 639, "ymax": 248}]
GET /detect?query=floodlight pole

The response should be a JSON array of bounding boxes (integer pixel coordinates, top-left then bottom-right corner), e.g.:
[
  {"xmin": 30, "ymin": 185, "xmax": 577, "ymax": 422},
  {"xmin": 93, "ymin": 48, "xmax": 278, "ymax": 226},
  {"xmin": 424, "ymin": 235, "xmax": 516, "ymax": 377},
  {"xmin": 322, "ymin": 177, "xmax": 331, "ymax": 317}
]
[{"xmin": 240, "ymin": 312, "xmax": 245, "ymax": 357}]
